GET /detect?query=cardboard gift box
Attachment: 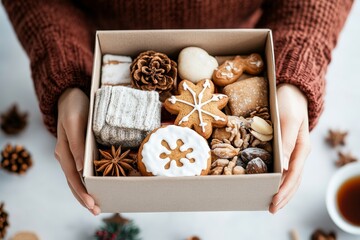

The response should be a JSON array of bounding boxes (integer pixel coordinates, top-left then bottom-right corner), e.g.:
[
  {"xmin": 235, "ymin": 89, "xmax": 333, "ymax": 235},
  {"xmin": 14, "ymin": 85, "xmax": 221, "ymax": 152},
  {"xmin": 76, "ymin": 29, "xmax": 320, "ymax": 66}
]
[{"xmin": 84, "ymin": 29, "xmax": 283, "ymax": 213}]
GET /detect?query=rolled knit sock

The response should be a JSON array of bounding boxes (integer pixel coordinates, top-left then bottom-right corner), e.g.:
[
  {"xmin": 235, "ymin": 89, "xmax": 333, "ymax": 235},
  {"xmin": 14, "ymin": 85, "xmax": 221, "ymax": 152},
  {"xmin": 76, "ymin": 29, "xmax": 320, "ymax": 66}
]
[{"xmin": 93, "ymin": 86, "xmax": 161, "ymax": 147}]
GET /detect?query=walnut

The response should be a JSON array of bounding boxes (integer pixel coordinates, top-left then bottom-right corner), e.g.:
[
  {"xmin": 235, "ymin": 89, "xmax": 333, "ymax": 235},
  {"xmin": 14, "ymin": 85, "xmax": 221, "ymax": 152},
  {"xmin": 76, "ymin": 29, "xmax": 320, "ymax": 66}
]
[
  {"xmin": 209, "ymin": 156, "xmax": 245, "ymax": 175},
  {"xmin": 210, "ymin": 139, "xmax": 240, "ymax": 159},
  {"xmin": 212, "ymin": 116, "xmax": 251, "ymax": 150}
]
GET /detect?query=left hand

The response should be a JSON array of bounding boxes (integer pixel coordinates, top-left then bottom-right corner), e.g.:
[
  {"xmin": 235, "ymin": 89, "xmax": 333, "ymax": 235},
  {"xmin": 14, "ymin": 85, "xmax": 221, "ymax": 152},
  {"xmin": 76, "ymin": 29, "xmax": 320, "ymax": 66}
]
[
  {"xmin": 269, "ymin": 83, "xmax": 311, "ymax": 214},
  {"xmin": 55, "ymin": 88, "xmax": 101, "ymax": 215}
]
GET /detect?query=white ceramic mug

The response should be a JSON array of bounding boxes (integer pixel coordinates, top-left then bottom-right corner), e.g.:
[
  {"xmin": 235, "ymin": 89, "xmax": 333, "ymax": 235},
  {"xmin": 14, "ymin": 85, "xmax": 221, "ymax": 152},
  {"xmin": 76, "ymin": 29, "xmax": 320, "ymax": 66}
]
[{"xmin": 326, "ymin": 162, "xmax": 360, "ymax": 235}]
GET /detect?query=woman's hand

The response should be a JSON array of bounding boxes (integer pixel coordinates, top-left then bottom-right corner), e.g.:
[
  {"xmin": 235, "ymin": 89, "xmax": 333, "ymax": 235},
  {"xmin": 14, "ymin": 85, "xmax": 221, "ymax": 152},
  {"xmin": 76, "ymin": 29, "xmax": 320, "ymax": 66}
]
[
  {"xmin": 269, "ymin": 84, "xmax": 311, "ymax": 213},
  {"xmin": 55, "ymin": 88, "xmax": 101, "ymax": 215}
]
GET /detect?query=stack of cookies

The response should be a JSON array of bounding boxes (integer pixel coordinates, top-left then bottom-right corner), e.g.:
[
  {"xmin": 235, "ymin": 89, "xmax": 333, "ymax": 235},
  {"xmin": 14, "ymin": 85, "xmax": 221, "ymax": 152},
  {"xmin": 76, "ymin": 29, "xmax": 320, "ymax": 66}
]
[{"xmin": 93, "ymin": 47, "xmax": 273, "ymax": 177}]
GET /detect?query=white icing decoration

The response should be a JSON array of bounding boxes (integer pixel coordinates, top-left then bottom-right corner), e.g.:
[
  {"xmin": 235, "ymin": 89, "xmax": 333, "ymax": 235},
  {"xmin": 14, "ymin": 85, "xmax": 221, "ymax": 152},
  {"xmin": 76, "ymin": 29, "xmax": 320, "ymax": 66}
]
[
  {"xmin": 141, "ymin": 125, "xmax": 210, "ymax": 176},
  {"xmin": 250, "ymin": 61, "xmax": 262, "ymax": 67},
  {"xmin": 219, "ymin": 61, "xmax": 240, "ymax": 79},
  {"xmin": 170, "ymin": 79, "xmax": 226, "ymax": 132},
  {"xmin": 221, "ymin": 71, "xmax": 234, "ymax": 78},
  {"xmin": 169, "ymin": 96, "xmax": 177, "ymax": 104}
]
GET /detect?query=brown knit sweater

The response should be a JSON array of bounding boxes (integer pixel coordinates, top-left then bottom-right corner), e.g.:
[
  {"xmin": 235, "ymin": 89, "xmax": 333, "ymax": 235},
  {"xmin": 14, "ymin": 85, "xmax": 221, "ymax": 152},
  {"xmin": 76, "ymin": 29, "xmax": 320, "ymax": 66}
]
[{"xmin": 2, "ymin": 0, "xmax": 353, "ymax": 135}]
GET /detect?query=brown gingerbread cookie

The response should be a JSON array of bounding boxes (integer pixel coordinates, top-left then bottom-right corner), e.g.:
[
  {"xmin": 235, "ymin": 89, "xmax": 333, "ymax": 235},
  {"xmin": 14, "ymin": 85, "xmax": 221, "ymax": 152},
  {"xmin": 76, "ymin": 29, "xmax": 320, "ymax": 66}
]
[
  {"xmin": 164, "ymin": 79, "xmax": 228, "ymax": 139},
  {"xmin": 222, "ymin": 77, "xmax": 268, "ymax": 117},
  {"xmin": 213, "ymin": 54, "xmax": 264, "ymax": 86}
]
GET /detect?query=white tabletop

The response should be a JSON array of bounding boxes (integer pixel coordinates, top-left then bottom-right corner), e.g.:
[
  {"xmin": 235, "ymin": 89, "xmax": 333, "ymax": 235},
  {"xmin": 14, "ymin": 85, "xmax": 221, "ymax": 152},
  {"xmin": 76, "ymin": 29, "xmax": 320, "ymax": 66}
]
[{"xmin": 1, "ymin": 2, "xmax": 360, "ymax": 240}]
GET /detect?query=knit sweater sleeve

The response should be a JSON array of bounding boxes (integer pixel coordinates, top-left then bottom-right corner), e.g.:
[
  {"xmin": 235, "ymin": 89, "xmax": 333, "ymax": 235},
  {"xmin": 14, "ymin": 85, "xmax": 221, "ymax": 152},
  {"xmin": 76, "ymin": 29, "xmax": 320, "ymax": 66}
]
[
  {"xmin": 2, "ymin": 0, "xmax": 94, "ymax": 136},
  {"xmin": 257, "ymin": 0, "xmax": 353, "ymax": 130}
]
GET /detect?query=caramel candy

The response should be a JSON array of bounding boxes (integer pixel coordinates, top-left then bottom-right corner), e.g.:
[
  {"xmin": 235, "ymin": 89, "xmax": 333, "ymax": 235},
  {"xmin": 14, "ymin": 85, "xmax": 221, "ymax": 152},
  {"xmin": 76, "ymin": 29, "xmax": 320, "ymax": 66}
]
[{"xmin": 222, "ymin": 77, "xmax": 268, "ymax": 117}]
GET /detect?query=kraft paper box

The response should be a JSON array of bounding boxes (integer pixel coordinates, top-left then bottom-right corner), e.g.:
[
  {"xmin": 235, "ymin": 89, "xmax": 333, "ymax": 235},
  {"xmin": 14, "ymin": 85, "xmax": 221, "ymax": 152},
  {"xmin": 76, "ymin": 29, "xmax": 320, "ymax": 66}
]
[{"xmin": 84, "ymin": 29, "xmax": 283, "ymax": 213}]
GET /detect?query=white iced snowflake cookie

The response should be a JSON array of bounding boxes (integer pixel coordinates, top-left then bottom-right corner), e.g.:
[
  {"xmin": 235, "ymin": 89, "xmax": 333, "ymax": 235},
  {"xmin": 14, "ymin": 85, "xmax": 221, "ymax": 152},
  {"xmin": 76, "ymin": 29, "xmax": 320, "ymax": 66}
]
[
  {"xmin": 178, "ymin": 47, "xmax": 218, "ymax": 83},
  {"xmin": 138, "ymin": 125, "xmax": 211, "ymax": 176},
  {"xmin": 101, "ymin": 54, "xmax": 132, "ymax": 86}
]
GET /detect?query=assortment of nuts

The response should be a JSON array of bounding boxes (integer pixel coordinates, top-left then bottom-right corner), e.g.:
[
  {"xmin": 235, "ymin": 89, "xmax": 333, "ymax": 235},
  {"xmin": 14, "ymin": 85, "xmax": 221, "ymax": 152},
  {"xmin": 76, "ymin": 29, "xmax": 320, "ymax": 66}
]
[{"xmin": 210, "ymin": 114, "xmax": 273, "ymax": 175}]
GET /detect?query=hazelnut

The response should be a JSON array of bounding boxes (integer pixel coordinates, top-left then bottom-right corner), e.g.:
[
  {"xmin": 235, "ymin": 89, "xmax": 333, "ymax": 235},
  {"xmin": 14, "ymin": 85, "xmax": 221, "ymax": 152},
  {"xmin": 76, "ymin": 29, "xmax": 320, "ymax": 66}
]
[{"xmin": 245, "ymin": 157, "xmax": 267, "ymax": 174}]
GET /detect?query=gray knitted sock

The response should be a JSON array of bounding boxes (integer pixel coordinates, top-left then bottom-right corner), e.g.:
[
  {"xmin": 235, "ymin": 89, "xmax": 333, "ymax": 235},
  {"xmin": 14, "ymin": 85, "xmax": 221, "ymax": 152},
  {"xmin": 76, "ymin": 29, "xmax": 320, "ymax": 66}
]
[{"xmin": 93, "ymin": 86, "xmax": 161, "ymax": 147}]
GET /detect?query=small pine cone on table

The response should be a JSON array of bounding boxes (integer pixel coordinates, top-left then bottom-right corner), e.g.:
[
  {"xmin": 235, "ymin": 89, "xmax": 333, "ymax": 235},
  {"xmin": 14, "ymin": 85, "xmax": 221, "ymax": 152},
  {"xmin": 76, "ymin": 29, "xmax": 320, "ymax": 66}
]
[
  {"xmin": 0, "ymin": 104, "xmax": 28, "ymax": 135},
  {"xmin": 130, "ymin": 50, "xmax": 177, "ymax": 93},
  {"xmin": 0, "ymin": 144, "xmax": 33, "ymax": 174},
  {"xmin": 0, "ymin": 202, "xmax": 9, "ymax": 239}
]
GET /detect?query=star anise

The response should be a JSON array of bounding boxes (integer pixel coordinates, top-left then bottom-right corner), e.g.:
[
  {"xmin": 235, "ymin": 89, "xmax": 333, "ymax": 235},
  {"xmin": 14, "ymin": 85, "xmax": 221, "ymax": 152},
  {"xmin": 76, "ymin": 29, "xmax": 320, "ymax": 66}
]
[
  {"xmin": 335, "ymin": 151, "xmax": 357, "ymax": 167},
  {"xmin": 94, "ymin": 146, "xmax": 135, "ymax": 176},
  {"xmin": 0, "ymin": 104, "xmax": 28, "ymax": 135},
  {"xmin": 326, "ymin": 129, "xmax": 347, "ymax": 148},
  {"xmin": 311, "ymin": 229, "xmax": 336, "ymax": 240}
]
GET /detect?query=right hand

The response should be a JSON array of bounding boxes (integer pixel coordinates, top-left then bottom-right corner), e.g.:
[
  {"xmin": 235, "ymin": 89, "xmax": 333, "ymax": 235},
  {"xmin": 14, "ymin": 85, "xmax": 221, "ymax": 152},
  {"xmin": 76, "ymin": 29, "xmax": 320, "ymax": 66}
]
[
  {"xmin": 55, "ymin": 88, "xmax": 101, "ymax": 215},
  {"xmin": 269, "ymin": 84, "xmax": 311, "ymax": 213}
]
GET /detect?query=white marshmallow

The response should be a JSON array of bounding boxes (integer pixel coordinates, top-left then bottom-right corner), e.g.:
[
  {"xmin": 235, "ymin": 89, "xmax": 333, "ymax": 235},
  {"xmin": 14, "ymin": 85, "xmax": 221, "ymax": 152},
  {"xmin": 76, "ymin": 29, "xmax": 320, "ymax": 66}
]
[{"xmin": 101, "ymin": 54, "xmax": 132, "ymax": 86}]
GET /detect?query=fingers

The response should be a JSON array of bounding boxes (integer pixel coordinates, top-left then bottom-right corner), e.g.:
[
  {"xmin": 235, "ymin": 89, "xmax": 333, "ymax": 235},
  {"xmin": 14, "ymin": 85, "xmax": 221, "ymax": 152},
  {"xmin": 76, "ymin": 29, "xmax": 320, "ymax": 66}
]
[
  {"xmin": 58, "ymin": 88, "xmax": 89, "ymax": 172},
  {"xmin": 270, "ymin": 121, "xmax": 311, "ymax": 213},
  {"xmin": 55, "ymin": 126, "xmax": 97, "ymax": 212},
  {"xmin": 67, "ymin": 180, "xmax": 86, "ymax": 208},
  {"xmin": 280, "ymin": 114, "xmax": 300, "ymax": 170},
  {"xmin": 277, "ymin": 84, "xmax": 308, "ymax": 170},
  {"xmin": 67, "ymin": 181, "xmax": 101, "ymax": 216},
  {"xmin": 269, "ymin": 170, "xmax": 301, "ymax": 214},
  {"xmin": 64, "ymin": 117, "xmax": 87, "ymax": 172}
]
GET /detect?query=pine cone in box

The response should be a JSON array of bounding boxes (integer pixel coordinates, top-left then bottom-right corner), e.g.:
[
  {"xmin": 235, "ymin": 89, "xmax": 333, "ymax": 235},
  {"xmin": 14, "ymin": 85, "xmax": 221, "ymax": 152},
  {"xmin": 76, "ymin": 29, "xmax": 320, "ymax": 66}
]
[
  {"xmin": 0, "ymin": 104, "xmax": 28, "ymax": 135},
  {"xmin": 130, "ymin": 51, "xmax": 177, "ymax": 93},
  {"xmin": 249, "ymin": 106, "xmax": 271, "ymax": 124},
  {"xmin": 1, "ymin": 144, "xmax": 32, "ymax": 174},
  {"xmin": 0, "ymin": 203, "xmax": 9, "ymax": 239}
]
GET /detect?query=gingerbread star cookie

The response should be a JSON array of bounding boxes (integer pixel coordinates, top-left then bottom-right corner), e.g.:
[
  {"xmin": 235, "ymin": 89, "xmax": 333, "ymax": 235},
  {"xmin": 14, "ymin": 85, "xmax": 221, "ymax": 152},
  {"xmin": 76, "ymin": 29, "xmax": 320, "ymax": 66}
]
[{"xmin": 164, "ymin": 79, "xmax": 228, "ymax": 139}]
